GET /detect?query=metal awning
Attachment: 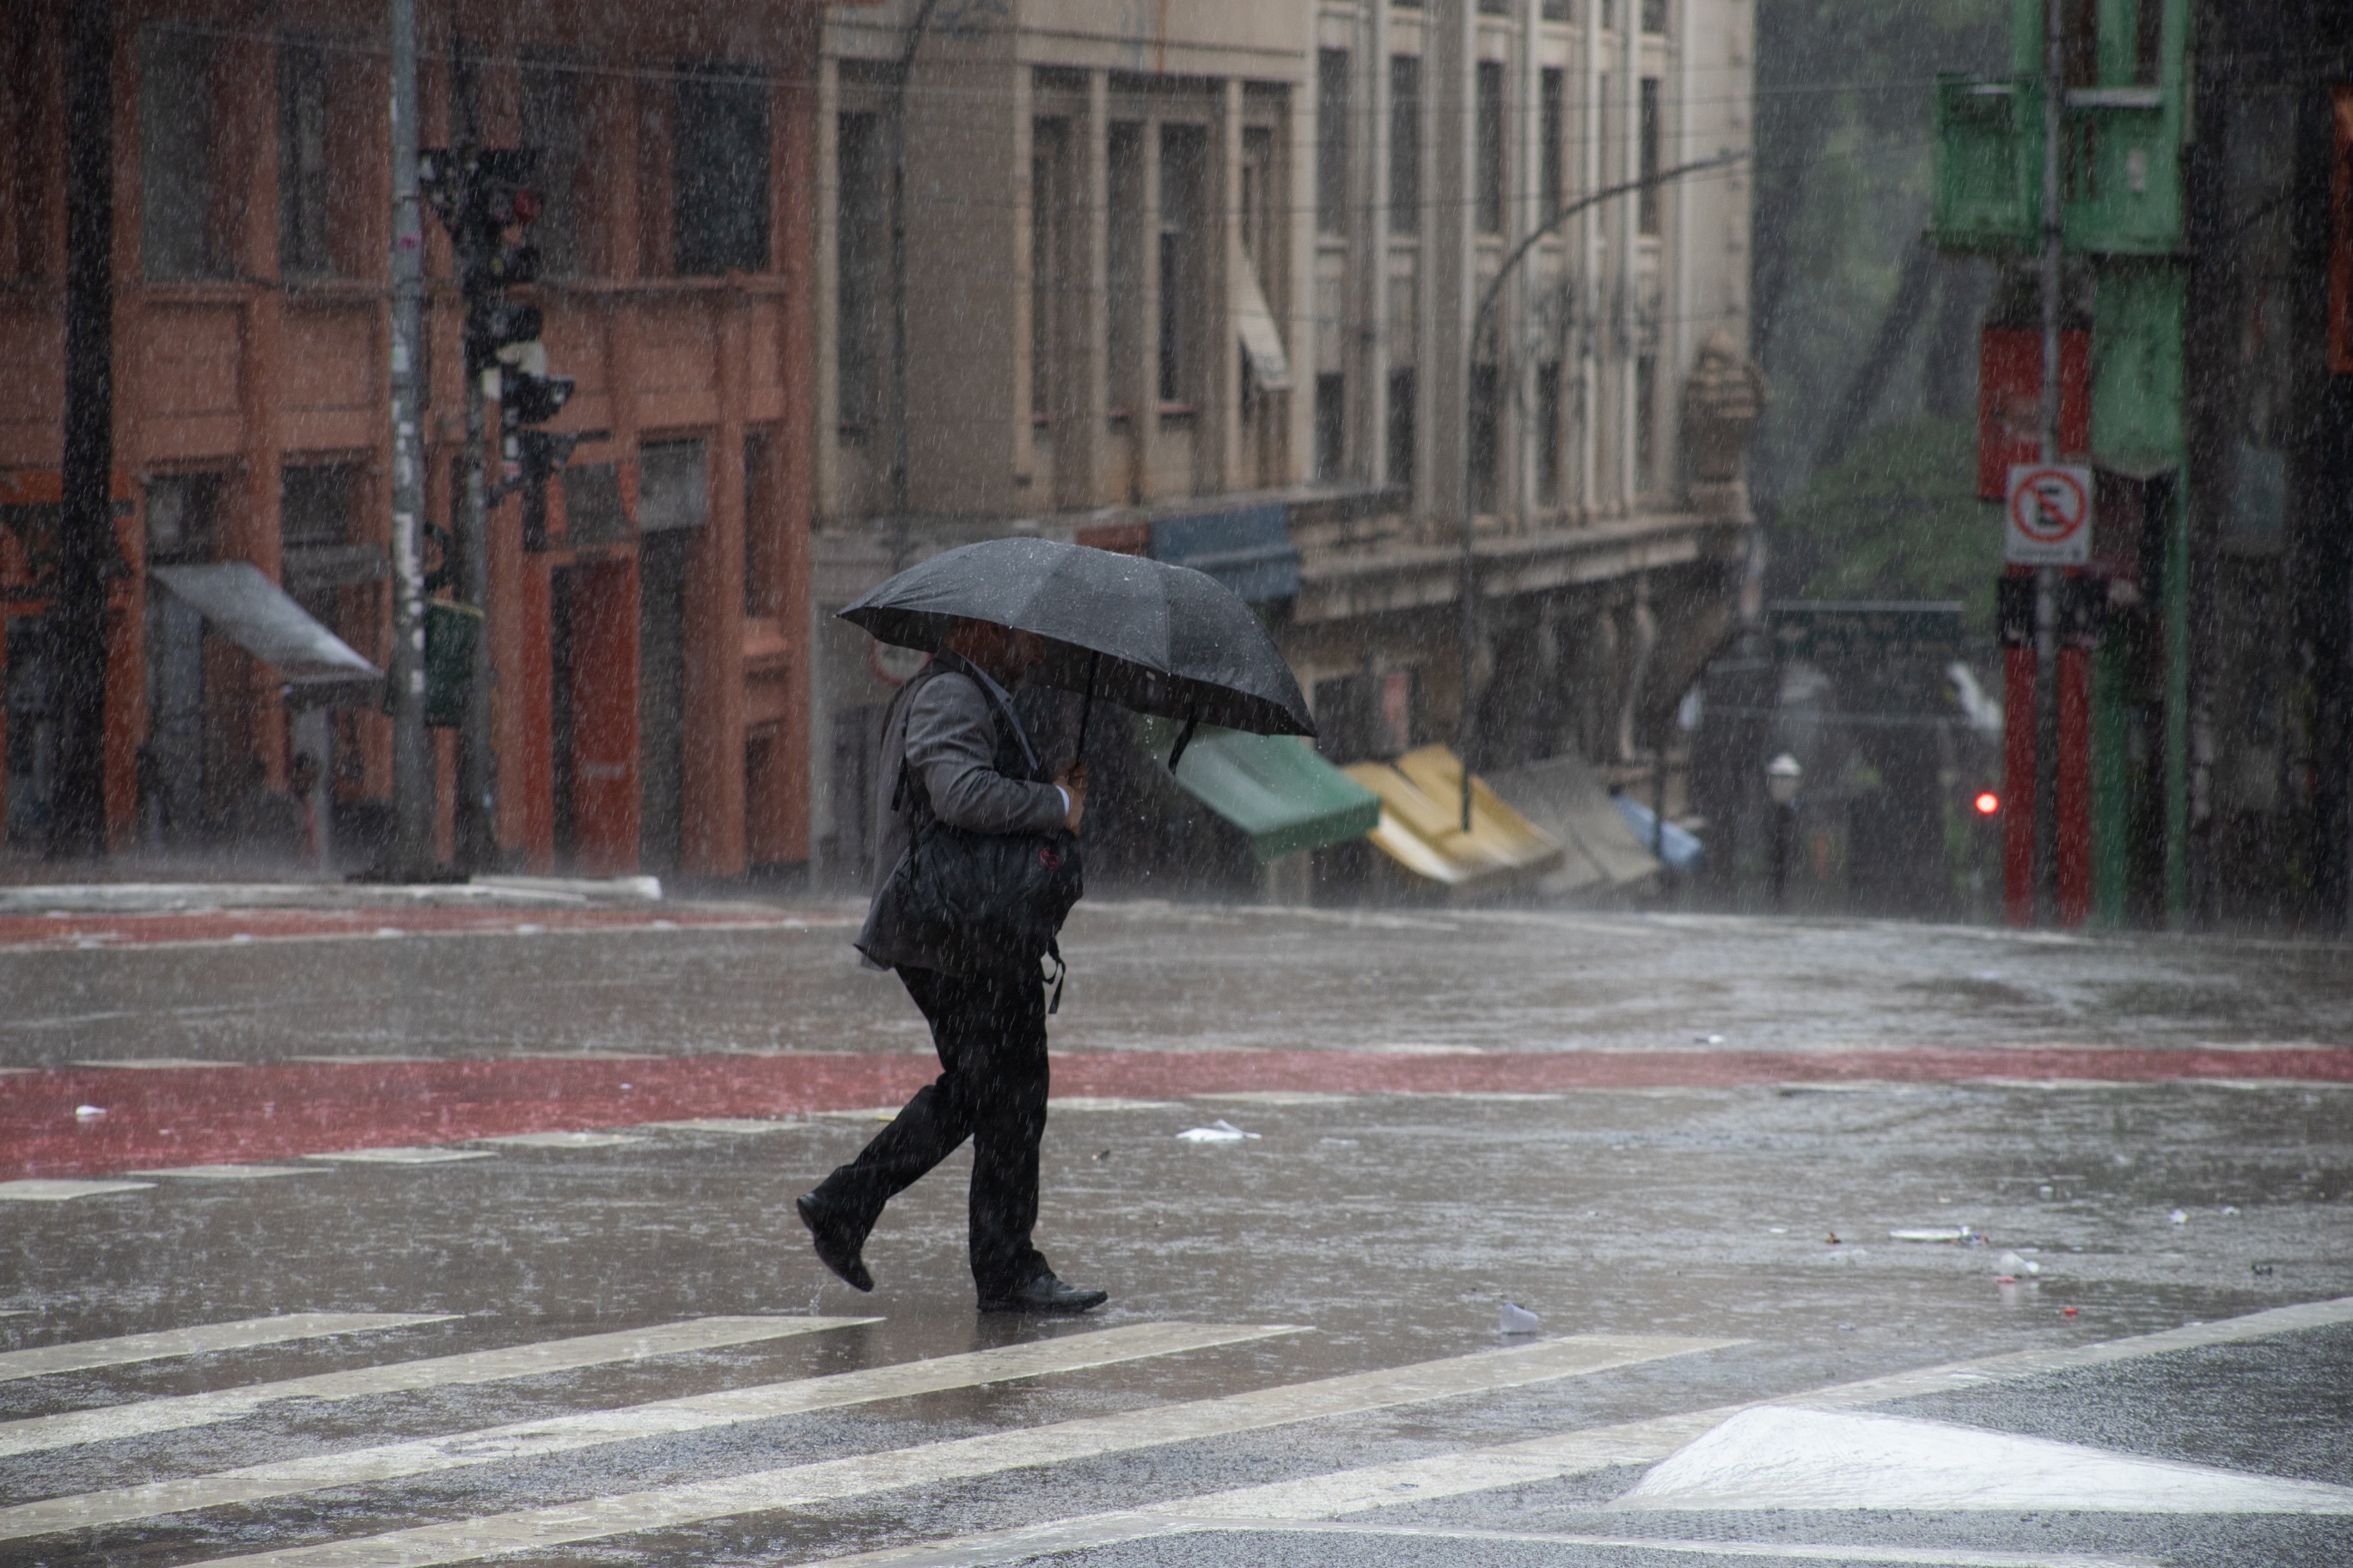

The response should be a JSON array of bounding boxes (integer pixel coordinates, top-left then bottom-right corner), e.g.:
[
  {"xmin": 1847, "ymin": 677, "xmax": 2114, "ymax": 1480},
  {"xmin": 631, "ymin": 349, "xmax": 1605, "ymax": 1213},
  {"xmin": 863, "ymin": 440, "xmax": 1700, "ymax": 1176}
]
[
  {"xmin": 1484, "ymin": 753, "xmax": 1664, "ymax": 894},
  {"xmin": 1170, "ymin": 727, "xmax": 1381, "ymax": 863},
  {"xmin": 1233, "ymin": 265, "xmax": 1293, "ymax": 392},
  {"xmin": 1150, "ymin": 503, "xmax": 1300, "ymax": 603},
  {"xmin": 1343, "ymin": 745, "xmax": 1564, "ymax": 889},
  {"xmin": 150, "ymin": 562, "xmax": 382, "ymax": 709}
]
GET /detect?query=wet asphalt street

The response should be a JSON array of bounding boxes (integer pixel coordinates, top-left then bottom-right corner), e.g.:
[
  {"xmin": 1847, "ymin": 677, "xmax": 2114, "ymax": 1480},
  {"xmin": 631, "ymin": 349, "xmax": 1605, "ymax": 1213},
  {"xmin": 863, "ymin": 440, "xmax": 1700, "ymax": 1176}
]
[{"xmin": 1, "ymin": 897, "xmax": 2349, "ymax": 1567}]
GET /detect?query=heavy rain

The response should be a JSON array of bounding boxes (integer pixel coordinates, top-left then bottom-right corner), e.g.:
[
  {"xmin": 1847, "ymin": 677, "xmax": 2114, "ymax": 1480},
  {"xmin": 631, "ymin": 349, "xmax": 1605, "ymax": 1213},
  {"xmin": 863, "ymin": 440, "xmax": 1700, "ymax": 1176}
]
[{"xmin": 1, "ymin": 3, "xmax": 2349, "ymax": 1566}]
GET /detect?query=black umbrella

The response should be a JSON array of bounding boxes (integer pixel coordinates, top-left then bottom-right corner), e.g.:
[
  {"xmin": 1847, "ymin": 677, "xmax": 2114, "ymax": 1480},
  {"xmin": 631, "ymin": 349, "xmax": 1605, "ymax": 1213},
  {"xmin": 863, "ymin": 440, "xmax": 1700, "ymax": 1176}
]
[{"xmin": 839, "ymin": 537, "xmax": 1312, "ymax": 767}]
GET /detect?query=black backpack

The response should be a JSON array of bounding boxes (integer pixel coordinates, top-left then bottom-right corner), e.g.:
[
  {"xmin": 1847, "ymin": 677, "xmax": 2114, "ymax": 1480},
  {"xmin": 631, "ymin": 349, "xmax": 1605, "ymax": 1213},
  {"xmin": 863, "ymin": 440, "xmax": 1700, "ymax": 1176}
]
[{"xmin": 869, "ymin": 660, "xmax": 1085, "ymax": 1000}]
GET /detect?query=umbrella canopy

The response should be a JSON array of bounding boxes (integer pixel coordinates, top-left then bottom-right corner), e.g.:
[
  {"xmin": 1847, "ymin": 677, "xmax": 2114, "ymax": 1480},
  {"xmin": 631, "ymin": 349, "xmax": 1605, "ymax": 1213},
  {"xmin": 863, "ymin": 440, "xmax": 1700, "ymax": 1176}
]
[{"xmin": 839, "ymin": 537, "xmax": 1313, "ymax": 739}]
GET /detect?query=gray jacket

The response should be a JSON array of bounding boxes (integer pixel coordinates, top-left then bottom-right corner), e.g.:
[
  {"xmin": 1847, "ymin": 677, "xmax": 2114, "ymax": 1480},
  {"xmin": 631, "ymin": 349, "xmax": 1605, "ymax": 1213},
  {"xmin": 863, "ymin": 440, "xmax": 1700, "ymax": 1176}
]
[{"xmin": 855, "ymin": 655, "xmax": 1067, "ymax": 972}]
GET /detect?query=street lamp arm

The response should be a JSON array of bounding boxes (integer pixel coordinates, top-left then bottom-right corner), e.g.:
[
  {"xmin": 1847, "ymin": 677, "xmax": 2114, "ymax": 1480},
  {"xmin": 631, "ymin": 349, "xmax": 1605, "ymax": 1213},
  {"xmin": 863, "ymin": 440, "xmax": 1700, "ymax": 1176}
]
[
  {"xmin": 1455, "ymin": 146, "xmax": 1751, "ymax": 833},
  {"xmin": 1470, "ymin": 149, "xmax": 1752, "ymax": 362}
]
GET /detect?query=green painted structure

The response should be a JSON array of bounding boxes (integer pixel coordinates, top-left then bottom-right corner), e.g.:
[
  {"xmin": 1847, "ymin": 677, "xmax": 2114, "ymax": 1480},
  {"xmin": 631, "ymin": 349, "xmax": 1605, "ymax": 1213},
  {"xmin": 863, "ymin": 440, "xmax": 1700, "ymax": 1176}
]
[{"xmin": 1930, "ymin": 0, "xmax": 2192, "ymax": 928}]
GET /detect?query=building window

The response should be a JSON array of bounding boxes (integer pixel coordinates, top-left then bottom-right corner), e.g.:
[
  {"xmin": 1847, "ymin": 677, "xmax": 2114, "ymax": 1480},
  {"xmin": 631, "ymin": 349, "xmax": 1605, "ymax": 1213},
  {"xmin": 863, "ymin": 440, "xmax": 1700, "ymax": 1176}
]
[
  {"xmin": 1598, "ymin": 73, "xmax": 1616, "ymax": 189},
  {"xmin": 1536, "ymin": 363, "xmax": 1562, "ymax": 506},
  {"xmin": 1542, "ymin": 0, "xmax": 1575, "ymax": 21},
  {"xmin": 637, "ymin": 438, "xmax": 711, "ymax": 534},
  {"xmin": 142, "ymin": 28, "xmax": 228, "ymax": 280},
  {"xmin": 1107, "ymin": 123, "xmax": 1144, "ymax": 414},
  {"xmin": 1638, "ymin": 77, "xmax": 1662, "ymax": 235},
  {"xmin": 743, "ymin": 427, "xmax": 779, "ymax": 619},
  {"xmin": 1316, "ymin": 49, "xmax": 1349, "ymax": 237},
  {"xmin": 280, "ymin": 464, "xmax": 354, "ymax": 550},
  {"xmin": 521, "ymin": 58, "xmax": 590, "ymax": 277},
  {"xmin": 1386, "ymin": 367, "xmax": 1416, "ymax": 489},
  {"xmin": 1642, "ymin": 0, "xmax": 1671, "ymax": 34},
  {"xmin": 280, "ymin": 463, "xmax": 359, "ymax": 628},
  {"xmin": 145, "ymin": 473, "xmax": 221, "ymax": 565},
  {"xmin": 674, "ymin": 66, "xmax": 768, "ymax": 277},
  {"xmin": 1388, "ymin": 56, "xmax": 1421, "ymax": 238},
  {"xmin": 1539, "ymin": 69, "xmax": 1565, "ymax": 229},
  {"xmin": 1031, "ymin": 119, "xmax": 1067, "ymax": 429},
  {"xmin": 1157, "ymin": 125, "xmax": 1206, "ymax": 410},
  {"xmin": 1469, "ymin": 363, "xmax": 1500, "ymax": 512},
  {"xmin": 1315, "ymin": 373, "xmax": 1345, "ymax": 480},
  {"xmin": 1475, "ymin": 62, "xmax": 1506, "ymax": 237},
  {"xmin": 276, "ymin": 41, "xmax": 332, "ymax": 276},
  {"xmin": 835, "ymin": 111, "xmax": 884, "ymax": 433},
  {"xmin": 1635, "ymin": 352, "xmax": 1658, "ymax": 492},
  {"xmin": 1241, "ymin": 126, "xmax": 1274, "ymax": 275}
]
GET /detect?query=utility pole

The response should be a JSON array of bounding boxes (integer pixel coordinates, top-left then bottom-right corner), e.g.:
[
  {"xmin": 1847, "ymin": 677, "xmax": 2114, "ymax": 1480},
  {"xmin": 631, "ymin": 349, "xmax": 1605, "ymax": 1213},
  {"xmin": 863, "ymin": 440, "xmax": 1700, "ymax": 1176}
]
[
  {"xmin": 49, "ymin": 0, "xmax": 114, "ymax": 861},
  {"xmin": 2032, "ymin": 0, "xmax": 2064, "ymax": 924},
  {"xmin": 385, "ymin": 0, "xmax": 437, "ymax": 876}
]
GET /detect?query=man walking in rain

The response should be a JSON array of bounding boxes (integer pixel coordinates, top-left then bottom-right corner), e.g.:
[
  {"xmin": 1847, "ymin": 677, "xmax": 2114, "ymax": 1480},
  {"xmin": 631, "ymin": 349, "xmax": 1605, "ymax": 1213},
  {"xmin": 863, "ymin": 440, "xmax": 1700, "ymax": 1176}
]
[{"xmin": 796, "ymin": 618, "xmax": 1107, "ymax": 1314}]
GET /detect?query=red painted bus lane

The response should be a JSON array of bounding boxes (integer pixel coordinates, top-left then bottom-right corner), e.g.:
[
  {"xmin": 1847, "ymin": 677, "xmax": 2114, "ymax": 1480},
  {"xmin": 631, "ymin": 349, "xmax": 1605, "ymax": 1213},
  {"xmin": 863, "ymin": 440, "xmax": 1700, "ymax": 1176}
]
[
  {"xmin": 4, "ymin": 1045, "xmax": 2347, "ymax": 1181},
  {"xmin": 0, "ymin": 906, "xmax": 849, "ymax": 953}
]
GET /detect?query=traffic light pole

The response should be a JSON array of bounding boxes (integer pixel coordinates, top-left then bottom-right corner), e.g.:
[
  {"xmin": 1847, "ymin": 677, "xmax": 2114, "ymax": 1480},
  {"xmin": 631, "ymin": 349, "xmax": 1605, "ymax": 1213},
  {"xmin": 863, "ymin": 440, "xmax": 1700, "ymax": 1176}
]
[
  {"xmin": 2032, "ymin": 0, "xmax": 2064, "ymax": 924},
  {"xmin": 456, "ymin": 339, "xmax": 496, "ymax": 870},
  {"xmin": 384, "ymin": 0, "xmax": 437, "ymax": 877},
  {"xmin": 449, "ymin": 44, "xmax": 498, "ymax": 873}
]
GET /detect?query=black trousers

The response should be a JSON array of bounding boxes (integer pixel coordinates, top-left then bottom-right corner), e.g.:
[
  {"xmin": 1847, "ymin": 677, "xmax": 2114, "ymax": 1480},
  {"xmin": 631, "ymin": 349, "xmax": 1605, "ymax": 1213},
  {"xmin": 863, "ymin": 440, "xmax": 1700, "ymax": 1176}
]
[{"xmin": 810, "ymin": 965, "xmax": 1050, "ymax": 1295}]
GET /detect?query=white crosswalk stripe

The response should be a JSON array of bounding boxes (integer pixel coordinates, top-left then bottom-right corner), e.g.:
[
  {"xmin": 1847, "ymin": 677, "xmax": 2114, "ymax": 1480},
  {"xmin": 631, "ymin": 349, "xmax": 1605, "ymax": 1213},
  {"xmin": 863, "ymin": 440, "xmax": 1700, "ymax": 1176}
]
[
  {"xmin": 0, "ymin": 1314, "xmax": 446, "ymax": 1384},
  {"xmin": 171, "ymin": 1333, "xmax": 1730, "ymax": 1568},
  {"xmin": 38, "ymin": 1299, "xmax": 2344, "ymax": 1568},
  {"xmin": 0, "ymin": 1315, "xmax": 868, "ymax": 1460},
  {"xmin": 798, "ymin": 1296, "xmax": 2353, "ymax": 1568},
  {"xmin": 0, "ymin": 1321, "xmax": 1294, "ymax": 1540}
]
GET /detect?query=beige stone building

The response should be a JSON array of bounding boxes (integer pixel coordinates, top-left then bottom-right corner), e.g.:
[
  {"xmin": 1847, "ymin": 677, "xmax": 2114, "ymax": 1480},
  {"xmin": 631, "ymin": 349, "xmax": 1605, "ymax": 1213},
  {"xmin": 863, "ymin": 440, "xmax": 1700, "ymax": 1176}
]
[{"xmin": 809, "ymin": 0, "xmax": 1758, "ymax": 885}]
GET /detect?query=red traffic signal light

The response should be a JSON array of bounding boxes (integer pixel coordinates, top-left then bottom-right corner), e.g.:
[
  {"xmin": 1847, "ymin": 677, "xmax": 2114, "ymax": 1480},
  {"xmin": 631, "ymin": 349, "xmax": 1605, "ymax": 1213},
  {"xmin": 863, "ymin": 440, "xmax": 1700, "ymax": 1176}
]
[{"xmin": 1973, "ymin": 790, "xmax": 2001, "ymax": 817}]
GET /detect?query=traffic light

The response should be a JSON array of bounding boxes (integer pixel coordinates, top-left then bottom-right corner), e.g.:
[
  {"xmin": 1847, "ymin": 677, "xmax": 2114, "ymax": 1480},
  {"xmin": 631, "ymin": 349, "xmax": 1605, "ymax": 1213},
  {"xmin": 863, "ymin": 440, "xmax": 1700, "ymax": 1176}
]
[
  {"xmin": 463, "ymin": 298, "xmax": 542, "ymax": 378},
  {"xmin": 419, "ymin": 147, "xmax": 541, "ymax": 292},
  {"xmin": 516, "ymin": 430, "xmax": 583, "ymax": 552},
  {"xmin": 421, "ymin": 142, "xmax": 580, "ymax": 505},
  {"xmin": 500, "ymin": 360, "xmax": 573, "ymax": 430}
]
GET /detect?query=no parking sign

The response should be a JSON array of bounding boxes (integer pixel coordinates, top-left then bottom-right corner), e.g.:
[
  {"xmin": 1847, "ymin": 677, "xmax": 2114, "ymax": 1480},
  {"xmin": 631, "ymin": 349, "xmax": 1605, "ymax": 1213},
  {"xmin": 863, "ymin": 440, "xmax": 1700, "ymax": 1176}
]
[{"xmin": 2006, "ymin": 463, "xmax": 2093, "ymax": 565}]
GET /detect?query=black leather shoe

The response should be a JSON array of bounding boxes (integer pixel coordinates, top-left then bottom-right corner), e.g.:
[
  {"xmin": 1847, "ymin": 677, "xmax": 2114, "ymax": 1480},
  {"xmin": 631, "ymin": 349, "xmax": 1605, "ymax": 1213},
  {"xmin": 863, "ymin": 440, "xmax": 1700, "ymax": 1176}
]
[
  {"xmin": 796, "ymin": 1193, "xmax": 873, "ymax": 1293},
  {"xmin": 978, "ymin": 1273, "xmax": 1109, "ymax": 1315}
]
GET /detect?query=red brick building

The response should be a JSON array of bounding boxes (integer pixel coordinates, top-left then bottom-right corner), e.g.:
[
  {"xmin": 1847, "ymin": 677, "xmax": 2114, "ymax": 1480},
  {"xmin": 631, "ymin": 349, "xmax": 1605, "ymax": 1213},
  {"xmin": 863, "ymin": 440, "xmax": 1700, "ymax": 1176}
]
[{"xmin": 1, "ymin": 0, "xmax": 825, "ymax": 878}]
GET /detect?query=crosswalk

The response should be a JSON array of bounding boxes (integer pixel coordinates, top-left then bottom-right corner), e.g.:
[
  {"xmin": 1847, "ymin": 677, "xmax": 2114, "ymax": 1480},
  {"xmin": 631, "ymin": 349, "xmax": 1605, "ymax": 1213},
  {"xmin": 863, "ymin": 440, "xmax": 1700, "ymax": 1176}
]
[
  {"xmin": 0, "ymin": 1313, "xmax": 443, "ymax": 1382},
  {"xmin": 2, "ymin": 1299, "xmax": 2346, "ymax": 1568},
  {"xmin": 0, "ymin": 1321, "xmax": 1293, "ymax": 1540},
  {"xmin": 0, "ymin": 1315, "xmax": 862, "ymax": 1459}
]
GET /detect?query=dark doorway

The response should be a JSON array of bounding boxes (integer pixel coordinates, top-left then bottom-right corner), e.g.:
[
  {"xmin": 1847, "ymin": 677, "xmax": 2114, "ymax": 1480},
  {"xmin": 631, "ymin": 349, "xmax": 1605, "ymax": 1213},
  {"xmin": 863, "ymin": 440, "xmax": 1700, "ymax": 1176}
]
[
  {"xmin": 550, "ymin": 559, "xmax": 640, "ymax": 875},
  {"xmin": 637, "ymin": 530, "xmax": 690, "ymax": 873},
  {"xmin": 143, "ymin": 473, "xmax": 221, "ymax": 847},
  {"xmin": 830, "ymin": 700, "xmax": 889, "ymax": 890},
  {"xmin": 550, "ymin": 568, "xmax": 578, "ymax": 868},
  {"xmin": 4, "ymin": 616, "xmax": 56, "ymax": 849}
]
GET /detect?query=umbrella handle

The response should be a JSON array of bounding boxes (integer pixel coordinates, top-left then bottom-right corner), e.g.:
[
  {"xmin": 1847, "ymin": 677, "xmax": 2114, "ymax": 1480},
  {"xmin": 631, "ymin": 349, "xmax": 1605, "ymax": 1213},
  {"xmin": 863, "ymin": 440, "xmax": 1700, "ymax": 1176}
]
[
  {"xmin": 1167, "ymin": 710, "xmax": 1200, "ymax": 773},
  {"xmin": 1073, "ymin": 651, "xmax": 1099, "ymax": 766}
]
